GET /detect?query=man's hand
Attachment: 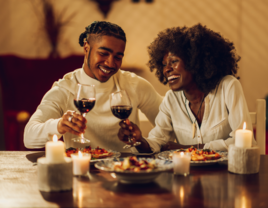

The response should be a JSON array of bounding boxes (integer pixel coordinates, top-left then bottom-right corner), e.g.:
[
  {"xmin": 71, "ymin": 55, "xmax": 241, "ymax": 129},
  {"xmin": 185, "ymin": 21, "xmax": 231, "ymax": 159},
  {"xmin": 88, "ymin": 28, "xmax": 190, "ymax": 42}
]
[{"xmin": 57, "ymin": 110, "xmax": 87, "ymax": 136}]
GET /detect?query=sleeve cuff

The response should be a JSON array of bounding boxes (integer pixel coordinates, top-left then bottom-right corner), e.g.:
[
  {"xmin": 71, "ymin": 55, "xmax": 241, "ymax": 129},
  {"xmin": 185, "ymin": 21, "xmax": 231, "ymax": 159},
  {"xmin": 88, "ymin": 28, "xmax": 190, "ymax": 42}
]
[
  {"xmin": 203, "ymin": 139, "xmax": 229, "ymax": 151},
  {"xmin": 47, "ymin": 118, "xmax": 63, "ymax": 139}
]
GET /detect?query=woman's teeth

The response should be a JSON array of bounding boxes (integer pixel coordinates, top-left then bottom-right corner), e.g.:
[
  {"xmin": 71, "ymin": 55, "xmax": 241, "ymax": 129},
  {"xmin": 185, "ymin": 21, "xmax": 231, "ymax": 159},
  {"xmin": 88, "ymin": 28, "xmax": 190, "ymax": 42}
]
[{"xmin": 168, "ymin": 75, "xmax": 180, "ymax": 81}]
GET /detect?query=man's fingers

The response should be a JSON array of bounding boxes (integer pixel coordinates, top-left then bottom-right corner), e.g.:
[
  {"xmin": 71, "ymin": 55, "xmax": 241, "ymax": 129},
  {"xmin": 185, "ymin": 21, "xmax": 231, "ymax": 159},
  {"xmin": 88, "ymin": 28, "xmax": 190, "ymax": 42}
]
[{"xmin": 61, "ymin": 125, "xmax": 81, "ymax": 136}]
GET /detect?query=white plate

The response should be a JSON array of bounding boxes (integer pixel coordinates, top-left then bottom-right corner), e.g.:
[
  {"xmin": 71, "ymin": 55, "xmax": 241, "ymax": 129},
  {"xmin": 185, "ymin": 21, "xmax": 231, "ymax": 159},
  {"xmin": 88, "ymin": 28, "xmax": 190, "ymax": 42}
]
[
  {"xmin": 90, "ymin": 150, "xmax": 121, "ymax": 164},
  {"xmin": 95, "ymin": 158, "xmax": 173, "ymax": 183},
  {"xmin": 157, "ymin": 150, "xmax": 228, "ymax": 166}
]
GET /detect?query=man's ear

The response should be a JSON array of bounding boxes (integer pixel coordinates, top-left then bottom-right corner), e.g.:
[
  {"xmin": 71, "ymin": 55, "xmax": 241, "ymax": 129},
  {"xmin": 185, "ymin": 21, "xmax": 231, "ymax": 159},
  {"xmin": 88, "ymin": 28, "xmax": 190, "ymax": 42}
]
[{"xmin": 84, "ymin": 42, "xmax": 90, "ymax": 54}]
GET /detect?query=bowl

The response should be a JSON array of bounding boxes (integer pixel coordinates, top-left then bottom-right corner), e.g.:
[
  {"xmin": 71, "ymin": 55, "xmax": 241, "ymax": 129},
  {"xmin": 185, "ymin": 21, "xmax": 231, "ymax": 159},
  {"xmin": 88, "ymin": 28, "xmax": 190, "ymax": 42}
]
[{"xmin": 95, "ymin": 157, "xmax": 173, "ymax": 184}]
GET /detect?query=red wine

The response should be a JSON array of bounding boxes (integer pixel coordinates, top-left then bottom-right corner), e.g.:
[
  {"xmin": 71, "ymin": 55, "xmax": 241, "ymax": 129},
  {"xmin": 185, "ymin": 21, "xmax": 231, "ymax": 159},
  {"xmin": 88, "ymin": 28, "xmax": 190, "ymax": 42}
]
[
  {"xmin": 111, "ymin": 105, "xmax": 132, "ymax": 120},
  {"xmin": 74, "ymin": 98, "xmax": 95, "ymax": 114}
]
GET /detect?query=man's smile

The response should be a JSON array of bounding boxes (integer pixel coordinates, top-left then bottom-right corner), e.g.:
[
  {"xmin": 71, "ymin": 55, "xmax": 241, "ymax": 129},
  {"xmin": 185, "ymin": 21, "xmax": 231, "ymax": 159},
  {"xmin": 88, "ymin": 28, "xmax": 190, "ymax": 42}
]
[{"xmin": 99, "ymin": 66, "xmax": 114, "ymax": 74}]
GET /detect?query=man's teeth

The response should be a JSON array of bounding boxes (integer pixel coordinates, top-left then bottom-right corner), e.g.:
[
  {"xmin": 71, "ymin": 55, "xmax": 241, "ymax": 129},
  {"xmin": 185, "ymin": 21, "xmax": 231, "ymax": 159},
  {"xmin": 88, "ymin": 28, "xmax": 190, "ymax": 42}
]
[
  {"xmin": 168, "ymin": 75, "xmax": 180, "ymax": 81},
  {"xmin": 99, "ymin": 66, "xmax": 111, "ymax": 74}
]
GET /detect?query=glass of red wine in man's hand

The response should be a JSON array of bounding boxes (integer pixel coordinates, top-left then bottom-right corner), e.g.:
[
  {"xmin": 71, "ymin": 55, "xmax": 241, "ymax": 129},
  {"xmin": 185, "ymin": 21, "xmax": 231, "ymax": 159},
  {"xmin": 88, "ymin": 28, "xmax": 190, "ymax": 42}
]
[
  {"xmin": 110, "ymin": 90, "xmax": 141, "ymax": 149},
  {"xmin": 72, "ymin": 83, "xmax": 96, "ymax": 144}
]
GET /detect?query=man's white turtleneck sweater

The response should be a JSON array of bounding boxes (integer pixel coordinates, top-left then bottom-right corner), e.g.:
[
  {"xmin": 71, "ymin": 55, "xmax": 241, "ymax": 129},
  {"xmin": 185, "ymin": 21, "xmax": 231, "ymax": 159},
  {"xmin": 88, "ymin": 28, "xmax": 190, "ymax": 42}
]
[{"xmin": 24, "ymin": 68, "xmax": 163, "ymax": 152}]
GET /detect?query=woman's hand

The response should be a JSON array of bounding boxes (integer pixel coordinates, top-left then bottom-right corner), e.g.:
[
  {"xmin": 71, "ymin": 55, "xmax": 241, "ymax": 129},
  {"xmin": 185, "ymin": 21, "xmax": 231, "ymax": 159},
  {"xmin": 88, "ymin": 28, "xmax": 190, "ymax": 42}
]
[
  {"xmin": 118, "ymin": 119, "xmax": 142, "ymax": 145},
  {"xmin": 118, "ymin": 119, "xmax": 153, "ymax": 153},
  {"xmin": 161, "ymin": 141, "xmax": 181, "ymax": 151},
  {"xmin": 57, "ymin": 110, "xmax": 87, "ymax": 136}
]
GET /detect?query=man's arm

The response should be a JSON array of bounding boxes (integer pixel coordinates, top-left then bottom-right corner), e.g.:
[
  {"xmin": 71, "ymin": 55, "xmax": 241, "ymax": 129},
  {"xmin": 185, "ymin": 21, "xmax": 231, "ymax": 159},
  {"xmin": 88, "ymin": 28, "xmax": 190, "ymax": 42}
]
[{"xmin": 23, "ymin": 86, "xmax": 68, "ymax": 149}]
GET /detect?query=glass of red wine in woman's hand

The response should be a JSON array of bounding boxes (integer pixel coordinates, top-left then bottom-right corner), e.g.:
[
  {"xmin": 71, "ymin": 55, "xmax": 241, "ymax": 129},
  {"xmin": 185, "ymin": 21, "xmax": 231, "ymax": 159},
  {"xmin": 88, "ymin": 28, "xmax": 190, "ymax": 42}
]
[
  {"xmin": 110, "ymin": 90, "xmax": 141, "ymax": 149},
  {"xmin": 72, "ymin": 83, "xmax": 96, "ymax": 144}
]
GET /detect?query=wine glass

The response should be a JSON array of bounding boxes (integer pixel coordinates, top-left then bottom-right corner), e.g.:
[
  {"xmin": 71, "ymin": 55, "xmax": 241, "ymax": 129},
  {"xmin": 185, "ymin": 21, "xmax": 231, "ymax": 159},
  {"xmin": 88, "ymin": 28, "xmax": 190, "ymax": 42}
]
[
  {"xmin": 110, "ymin": 90, "xmax": 141, "ymax": 149},
  {"xmin": 72, "ymin": 83, "xmax": 96, "ymax": 144}
]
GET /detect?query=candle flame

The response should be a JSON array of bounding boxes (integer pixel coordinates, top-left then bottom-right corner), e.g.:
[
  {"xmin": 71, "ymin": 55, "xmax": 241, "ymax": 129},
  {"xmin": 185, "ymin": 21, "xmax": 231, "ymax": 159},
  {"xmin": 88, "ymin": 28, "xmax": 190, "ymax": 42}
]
[
  {"xmin": 180, "ymin": 152, "xmax": 185, "ymax": 156},
  {"xmin": 78, "ymin": 151, "xmax": 82, "ymax": 158},
  {"xmin": 243, "ymin": 122, "xmax": 246, "ymax": 130},
  {"xmin": 52, "ymin": 135, "xmax": 58, "ymax": 142}
]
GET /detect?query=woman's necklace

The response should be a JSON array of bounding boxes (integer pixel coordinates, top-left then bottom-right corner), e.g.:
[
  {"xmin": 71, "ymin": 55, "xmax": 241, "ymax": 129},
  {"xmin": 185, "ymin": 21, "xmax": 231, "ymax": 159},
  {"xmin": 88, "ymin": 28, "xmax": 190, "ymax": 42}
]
[{"xmin": 184, "ymin": 94, "xmax": 205, "ymax": 139}]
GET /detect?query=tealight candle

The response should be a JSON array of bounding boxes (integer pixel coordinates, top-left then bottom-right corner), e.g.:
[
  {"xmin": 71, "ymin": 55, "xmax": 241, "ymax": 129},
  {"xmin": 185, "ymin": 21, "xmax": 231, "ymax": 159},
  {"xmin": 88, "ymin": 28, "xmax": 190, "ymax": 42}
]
[
  {"xmin": 235, "ymin": 122, "xmax": 253, "ymax": 148},
  {"xmin": 45, "ymin": 135, "xmax": 65, "ymax": 163},
  {"xmin": 71, "ymin": 151, "xmax": 91, "ymax": 176},
  {"xmin": 173, "ymin": 152, "xmax": 191, "ymax": 176}
]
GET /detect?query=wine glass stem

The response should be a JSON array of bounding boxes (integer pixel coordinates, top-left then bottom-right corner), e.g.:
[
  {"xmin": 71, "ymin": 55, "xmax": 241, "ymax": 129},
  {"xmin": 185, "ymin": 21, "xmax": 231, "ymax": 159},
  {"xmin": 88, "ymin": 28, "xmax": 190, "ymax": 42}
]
[{"xmin": 81, "ymin": 113, "xmax": 86, "ymax": 139}]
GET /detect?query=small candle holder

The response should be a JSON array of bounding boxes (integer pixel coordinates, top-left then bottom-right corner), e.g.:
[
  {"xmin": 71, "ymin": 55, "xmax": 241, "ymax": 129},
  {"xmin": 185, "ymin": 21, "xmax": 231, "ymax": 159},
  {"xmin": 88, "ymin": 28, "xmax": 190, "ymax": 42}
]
[
  {"xmin": 173, "ymin": 152, "xmax": 191, "ymax": 176},
  {"xmin": 228, "ymin": 144, "xmax": 260, "ymax": 174},
  {"xmin": 37, "ymin": 157, "xmax": 73, "ymax": 192},
  {"xmin": 71, "ymin": 152, "xmax": 91, "ymax": 176}
]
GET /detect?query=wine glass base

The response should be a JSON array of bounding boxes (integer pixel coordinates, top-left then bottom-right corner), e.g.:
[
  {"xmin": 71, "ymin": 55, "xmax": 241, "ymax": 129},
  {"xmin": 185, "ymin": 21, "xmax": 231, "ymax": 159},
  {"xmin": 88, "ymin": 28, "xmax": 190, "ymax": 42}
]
[
  {"xmin": 123, "ymin": 142, "xmax": 141, "ymax": 149},
  {"xmin": 72, "ymin": 137, "xmax": 91, "ymax": 144}
]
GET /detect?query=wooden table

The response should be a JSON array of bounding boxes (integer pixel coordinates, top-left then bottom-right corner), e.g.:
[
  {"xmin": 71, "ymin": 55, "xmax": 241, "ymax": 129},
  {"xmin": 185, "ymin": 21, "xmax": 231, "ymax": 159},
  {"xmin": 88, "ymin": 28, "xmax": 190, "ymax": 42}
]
[{"xmin": 0, "ymin": 151, "xmax": 268, "ymax": 208}]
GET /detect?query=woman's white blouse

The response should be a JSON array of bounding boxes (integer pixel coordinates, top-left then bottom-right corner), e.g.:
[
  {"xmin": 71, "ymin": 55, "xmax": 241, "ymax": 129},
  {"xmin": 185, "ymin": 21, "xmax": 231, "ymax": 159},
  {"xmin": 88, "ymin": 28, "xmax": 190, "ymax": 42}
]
[{"xmin": 145, "ymin": 75, "xmax": 256, "ymax": 152}]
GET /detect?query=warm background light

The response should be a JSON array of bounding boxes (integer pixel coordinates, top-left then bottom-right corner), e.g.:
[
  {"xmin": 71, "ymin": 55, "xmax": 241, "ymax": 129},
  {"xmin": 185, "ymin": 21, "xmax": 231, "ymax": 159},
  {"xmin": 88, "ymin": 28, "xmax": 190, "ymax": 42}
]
[{"xmin": 0, "ymin": 0, "xmax": 267, "ymax": 111}]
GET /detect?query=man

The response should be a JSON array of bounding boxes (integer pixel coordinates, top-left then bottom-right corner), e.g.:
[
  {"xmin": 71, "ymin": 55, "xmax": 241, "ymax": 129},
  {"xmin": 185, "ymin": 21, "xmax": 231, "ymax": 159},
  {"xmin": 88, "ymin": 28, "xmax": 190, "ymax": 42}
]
[{"xmin": 24, "ymin": 21, "xmax": 163, "ymax": 152}]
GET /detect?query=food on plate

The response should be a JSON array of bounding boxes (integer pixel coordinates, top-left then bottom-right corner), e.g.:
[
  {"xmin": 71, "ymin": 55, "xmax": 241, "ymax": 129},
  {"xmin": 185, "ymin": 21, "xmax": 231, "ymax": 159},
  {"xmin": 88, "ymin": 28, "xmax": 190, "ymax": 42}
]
[
  {"xmin": 65, "ymin": 147, "xmax": 78, "ymax": 157},
  {"xmin": 169, "ymin": 146, "xmax": 221, "ymax": 161},
  {"xmin": 113, "ymin": 156, "xmax": 156, "ymax": 172},
  {"xmin": 65, "ymin": 146, "xmax": 113, "ymax": 159},
  {"xmin": 88, "ymin": 146, "xmax": 113, "ymax": 159}
]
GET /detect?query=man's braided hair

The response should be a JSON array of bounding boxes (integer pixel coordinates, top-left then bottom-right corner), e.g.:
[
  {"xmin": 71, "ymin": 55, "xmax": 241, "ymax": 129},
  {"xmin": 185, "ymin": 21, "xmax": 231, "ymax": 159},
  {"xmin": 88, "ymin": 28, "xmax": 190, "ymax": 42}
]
[{"xmin": 78, "ymin": 21, "xmax": 126, "ymax": 46}]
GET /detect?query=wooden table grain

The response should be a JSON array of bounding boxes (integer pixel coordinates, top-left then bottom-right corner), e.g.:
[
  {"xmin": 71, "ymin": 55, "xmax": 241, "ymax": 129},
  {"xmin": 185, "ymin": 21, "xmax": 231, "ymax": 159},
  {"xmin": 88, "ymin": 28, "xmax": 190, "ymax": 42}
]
[{"xmin": 0, "ymin": 151, "xmax": 268, "ymax": 208}]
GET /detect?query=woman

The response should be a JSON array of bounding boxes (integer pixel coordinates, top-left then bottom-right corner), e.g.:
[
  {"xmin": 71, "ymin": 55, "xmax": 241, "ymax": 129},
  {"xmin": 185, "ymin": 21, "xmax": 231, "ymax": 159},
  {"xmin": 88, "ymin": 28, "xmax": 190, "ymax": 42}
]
[{"xmin": 118, "ymin": 23, "xmax": 255, "ymax": 153}]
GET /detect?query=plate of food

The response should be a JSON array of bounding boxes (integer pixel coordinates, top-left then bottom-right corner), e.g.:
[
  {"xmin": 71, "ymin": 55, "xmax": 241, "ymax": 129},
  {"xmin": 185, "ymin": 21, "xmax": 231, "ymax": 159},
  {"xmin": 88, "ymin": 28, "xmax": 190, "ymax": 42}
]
[
  {"xmin": 158, "ymin": 146, "xmax": 227, "ymax": 166},
  {"xmin": 95, "ymin": 156, "xmax": 173, "ymax": 184},
  {"xmin": 65, "ymin": 146, "xmax": 121, "ymax": 163}
]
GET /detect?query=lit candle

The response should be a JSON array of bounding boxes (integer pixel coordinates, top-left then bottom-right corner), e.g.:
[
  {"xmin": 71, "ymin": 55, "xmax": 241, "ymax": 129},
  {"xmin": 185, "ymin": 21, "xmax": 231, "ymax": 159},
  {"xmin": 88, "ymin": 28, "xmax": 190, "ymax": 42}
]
[
  {"xmin": 71, "ymin": 151, "xmax": 91, "ymax": 175},
  {"xmin": 235, "ymin": 122, "xmax": 253, "ymax": 148},
  {"xmin": 45, "ymin": 135, "xmax": 65, "ymax": 163},
  {"xmin": 173, "ymin": 152, "xmax": 191, "ymax": 176}
]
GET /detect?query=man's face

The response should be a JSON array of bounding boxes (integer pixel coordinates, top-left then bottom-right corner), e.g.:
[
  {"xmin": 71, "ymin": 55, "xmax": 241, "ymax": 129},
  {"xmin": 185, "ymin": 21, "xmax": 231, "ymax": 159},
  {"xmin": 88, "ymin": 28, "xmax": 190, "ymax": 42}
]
[{"xmin": 83, "ymin": 35, "xmax": 126, "ymax": 83}]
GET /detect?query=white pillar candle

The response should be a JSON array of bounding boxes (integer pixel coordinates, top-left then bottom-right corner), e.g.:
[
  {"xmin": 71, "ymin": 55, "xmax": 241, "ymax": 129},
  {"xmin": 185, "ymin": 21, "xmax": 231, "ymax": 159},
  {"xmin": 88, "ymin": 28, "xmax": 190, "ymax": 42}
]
[
  {"xmin": 173, "ymin": 152, "xmax": 191, "ymax": 176},
  {"xmin": 45, "ymin": 135, "xmax": 65, "ymax": 164},
  {"xmin": 71, "ymin": 151, "xmax": 91, "ymax": 175},
  {"xmin": 235, "ymin": 122, "xmax": 253, "ymax": 148}
]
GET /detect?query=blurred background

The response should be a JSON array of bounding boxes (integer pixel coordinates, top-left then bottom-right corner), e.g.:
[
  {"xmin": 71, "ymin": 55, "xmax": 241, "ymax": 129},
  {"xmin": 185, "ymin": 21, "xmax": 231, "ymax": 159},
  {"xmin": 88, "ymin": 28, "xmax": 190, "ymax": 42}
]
[{"xmin": 0, "ymin": 0, "xmax": 268, "ymax": 151}]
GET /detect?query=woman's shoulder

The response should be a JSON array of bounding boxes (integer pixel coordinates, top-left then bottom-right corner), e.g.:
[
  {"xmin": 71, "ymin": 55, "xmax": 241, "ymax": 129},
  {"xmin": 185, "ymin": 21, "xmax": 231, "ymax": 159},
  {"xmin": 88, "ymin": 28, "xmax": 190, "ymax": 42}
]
[
  {"xmin": 163, "ymin": 90, "xmax": 183, "ymax": 103},
  {"xmin": 218, "ymin": 75, "xmax": 240, "ymax": 90},
  {"xmin": 220, "ymin": 75, "xmax": 239, "ymax": 85}
]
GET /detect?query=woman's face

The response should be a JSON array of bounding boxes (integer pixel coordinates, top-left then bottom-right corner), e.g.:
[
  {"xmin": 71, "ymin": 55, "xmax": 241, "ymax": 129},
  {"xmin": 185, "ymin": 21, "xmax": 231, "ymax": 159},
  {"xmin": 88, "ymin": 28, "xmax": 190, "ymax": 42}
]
[{"xmin": 162, "ymin": 52, "xmax": 193, "ymax": 91}]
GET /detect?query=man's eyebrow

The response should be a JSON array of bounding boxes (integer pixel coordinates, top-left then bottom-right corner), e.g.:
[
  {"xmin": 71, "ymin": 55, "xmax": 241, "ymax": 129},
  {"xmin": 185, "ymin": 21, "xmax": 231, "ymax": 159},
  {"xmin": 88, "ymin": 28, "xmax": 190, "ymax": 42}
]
[{"xmin": 98, "ymin": 47, "xmax": 124, "ymax": 56}]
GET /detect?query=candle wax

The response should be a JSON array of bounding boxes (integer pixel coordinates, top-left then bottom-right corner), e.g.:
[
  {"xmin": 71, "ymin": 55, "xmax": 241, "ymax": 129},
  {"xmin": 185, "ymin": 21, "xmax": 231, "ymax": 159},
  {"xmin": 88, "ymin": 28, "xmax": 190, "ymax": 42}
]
[
  {"xmin": 173, "ymin": 152, "xmax": 191, "ymax": 176},
  {"xmin": 235, "ymin": 129, "xmax": 252, "ymax": 148},
  {"xmin": 45, "ymin": 140, "xmax": 65, "ymax": 164},
  {"xmin": 71, "ymin": 153, "xmax": 91, "ymax": 175}
]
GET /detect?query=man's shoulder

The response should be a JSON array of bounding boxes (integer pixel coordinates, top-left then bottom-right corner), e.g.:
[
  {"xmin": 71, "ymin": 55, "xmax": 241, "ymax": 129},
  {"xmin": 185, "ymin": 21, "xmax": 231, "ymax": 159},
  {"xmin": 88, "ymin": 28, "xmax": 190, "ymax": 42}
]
[
  {"xmin": 118, "ymin": 70, "xmax": 151, "ymax": 86},
  {"xmin": 61, "ymin": 68, "xmax": 81, "ymax": 81},
  {"xmin": 118, "ymin": 70, "xmax": 142, "ymax": 79},
  {"xmin": 52, "ymin": 68, "xmax": 81, "ymax": 92}
]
